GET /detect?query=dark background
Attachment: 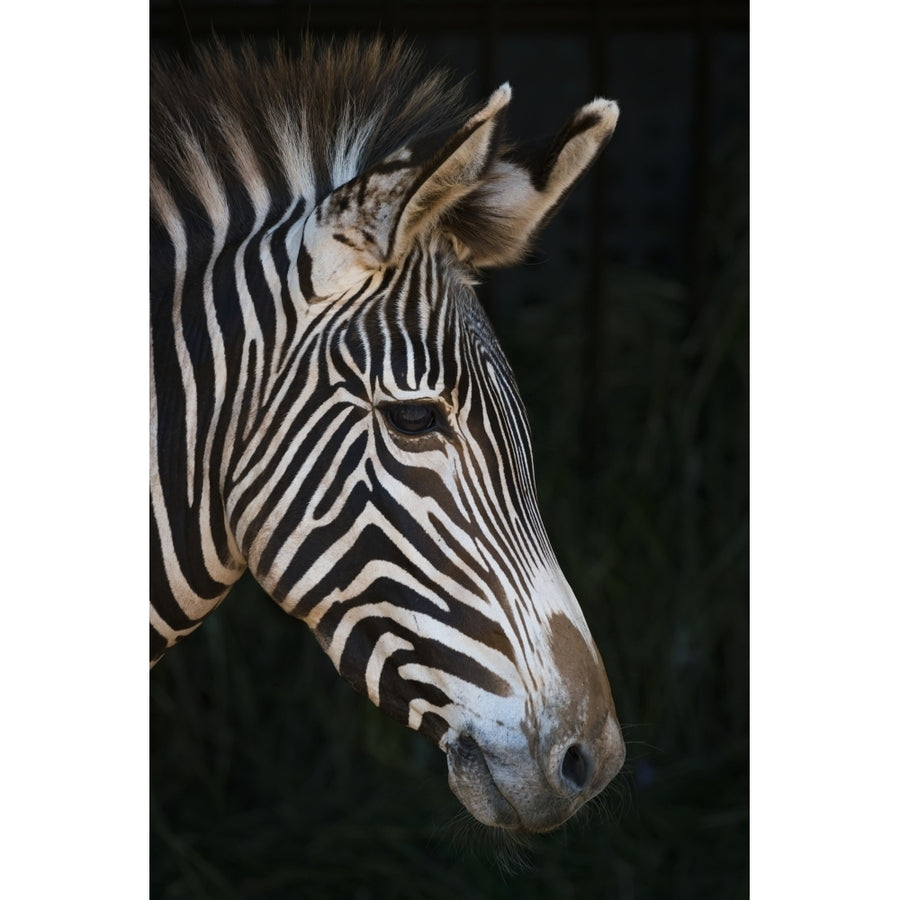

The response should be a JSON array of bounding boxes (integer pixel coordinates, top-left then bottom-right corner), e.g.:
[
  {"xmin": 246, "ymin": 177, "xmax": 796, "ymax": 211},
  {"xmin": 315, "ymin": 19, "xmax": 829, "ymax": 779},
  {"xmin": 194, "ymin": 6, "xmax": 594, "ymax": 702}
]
[{"xmin": 149, "ymin": 1, "xmax": 749, "ymax": 897}]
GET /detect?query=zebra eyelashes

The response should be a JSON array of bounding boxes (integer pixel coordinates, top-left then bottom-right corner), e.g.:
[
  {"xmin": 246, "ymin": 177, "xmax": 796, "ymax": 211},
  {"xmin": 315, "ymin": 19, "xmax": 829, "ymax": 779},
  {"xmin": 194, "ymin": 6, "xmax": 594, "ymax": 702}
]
[{"xmin": 380, "ymin": 402, "xmax": 444, "ymax": 437}]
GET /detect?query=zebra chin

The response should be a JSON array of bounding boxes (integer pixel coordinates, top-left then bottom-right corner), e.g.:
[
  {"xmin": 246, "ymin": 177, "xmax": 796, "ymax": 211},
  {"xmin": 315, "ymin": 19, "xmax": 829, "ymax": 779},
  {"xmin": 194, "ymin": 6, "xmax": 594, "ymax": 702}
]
[{"xmin": 443, "ymin": 713, "xmax": 626, "ymax": 833}]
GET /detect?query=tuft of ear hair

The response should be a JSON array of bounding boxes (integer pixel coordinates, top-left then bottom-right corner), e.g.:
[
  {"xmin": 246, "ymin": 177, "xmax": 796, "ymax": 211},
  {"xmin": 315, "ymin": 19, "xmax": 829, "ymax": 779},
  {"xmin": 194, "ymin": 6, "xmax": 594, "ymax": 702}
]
[{"xmin": 293, "ymin": 87, "xmax": 618, "ymax": 301}]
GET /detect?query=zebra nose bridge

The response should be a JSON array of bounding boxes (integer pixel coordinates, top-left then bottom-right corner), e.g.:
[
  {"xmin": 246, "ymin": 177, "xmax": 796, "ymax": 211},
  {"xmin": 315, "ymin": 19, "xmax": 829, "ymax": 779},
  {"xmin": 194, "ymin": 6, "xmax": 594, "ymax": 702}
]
[{"xmin": 525, "ymin": 609, "xmax": 623, "ymax": 799}]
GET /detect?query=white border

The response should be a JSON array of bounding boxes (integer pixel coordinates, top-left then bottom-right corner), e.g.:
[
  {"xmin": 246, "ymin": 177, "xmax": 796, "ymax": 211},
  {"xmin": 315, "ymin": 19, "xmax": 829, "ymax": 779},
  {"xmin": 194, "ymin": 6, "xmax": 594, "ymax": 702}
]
[
  {"xmin": 752, "ymin": 1, "xmax": 899, "ymax": 896},
  {"xmin": 0, "ymin": 4, "xmax": 148, "ymax": 894}
]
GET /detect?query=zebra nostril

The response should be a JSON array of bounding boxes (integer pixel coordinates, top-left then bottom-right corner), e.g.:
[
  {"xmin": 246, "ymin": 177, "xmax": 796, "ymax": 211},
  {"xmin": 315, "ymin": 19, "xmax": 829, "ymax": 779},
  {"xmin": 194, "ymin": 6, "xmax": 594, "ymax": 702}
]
[{"xmin": 560, "ymin": 744, "xmax": 591, "ymax": 791}]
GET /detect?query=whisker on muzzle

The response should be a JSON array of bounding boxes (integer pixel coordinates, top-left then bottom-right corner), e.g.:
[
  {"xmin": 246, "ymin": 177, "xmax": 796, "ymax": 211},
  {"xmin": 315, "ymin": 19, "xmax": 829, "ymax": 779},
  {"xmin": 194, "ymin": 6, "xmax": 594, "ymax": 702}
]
[{"xmin": 436, "ymin": 806, "xmax": 539, "ymax": 874}]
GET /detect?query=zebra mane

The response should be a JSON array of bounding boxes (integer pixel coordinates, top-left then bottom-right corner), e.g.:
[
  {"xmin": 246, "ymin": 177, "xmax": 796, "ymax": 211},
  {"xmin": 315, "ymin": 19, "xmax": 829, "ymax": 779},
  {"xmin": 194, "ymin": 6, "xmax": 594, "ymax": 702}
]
[{"xmin": 150, "ymin": 36, "xmax": 474, "ymax": 230}]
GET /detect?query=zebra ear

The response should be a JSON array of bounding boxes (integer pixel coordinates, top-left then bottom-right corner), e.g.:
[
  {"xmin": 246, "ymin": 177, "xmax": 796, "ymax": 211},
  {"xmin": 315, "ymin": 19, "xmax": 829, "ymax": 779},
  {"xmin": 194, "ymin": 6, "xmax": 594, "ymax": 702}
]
[
  {"xmin": 294, "ymin": 85, "xmax": 511, "ymax": 302},
  {"xmin": 441, "ymin": 98, "xmax": 620, "ymax": 269}
]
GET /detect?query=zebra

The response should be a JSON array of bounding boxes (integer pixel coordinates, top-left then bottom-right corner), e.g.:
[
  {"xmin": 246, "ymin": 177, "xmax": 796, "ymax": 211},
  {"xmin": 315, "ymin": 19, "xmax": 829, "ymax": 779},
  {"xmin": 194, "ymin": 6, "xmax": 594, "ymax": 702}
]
[{"xmin": 150, "ymin": 36, "xmax": 624, "ymax": 833}]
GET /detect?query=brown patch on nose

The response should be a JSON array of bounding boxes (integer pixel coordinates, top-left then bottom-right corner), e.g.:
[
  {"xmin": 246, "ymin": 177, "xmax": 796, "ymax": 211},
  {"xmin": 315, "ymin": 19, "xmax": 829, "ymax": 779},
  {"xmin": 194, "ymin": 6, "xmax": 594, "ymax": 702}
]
[{"xmin": 546, "ymin": 612, "xmax": 616, "ymax": 732}]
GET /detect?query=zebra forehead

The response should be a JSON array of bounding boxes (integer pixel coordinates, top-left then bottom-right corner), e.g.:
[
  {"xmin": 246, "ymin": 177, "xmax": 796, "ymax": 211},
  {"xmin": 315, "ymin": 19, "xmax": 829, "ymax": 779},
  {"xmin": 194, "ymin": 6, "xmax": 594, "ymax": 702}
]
[{"xmin": 345, "ymin": 248, "xmax": 513, "ymax": 377}]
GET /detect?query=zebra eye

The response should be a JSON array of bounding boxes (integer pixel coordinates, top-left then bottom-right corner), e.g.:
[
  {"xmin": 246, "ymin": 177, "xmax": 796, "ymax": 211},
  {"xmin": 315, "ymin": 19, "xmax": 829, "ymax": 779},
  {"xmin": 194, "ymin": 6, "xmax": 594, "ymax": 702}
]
[{"xmin": 384, "ymin": 403, "xmax": 438, "ymax": 435}]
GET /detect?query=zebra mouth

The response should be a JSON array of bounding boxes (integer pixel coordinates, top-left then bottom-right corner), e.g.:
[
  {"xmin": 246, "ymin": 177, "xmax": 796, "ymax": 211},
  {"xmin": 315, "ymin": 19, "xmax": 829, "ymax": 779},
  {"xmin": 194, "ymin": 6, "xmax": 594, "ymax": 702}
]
[{"xmin": 446, "ymin": 734, "xmax": 521, "ymax": 829}]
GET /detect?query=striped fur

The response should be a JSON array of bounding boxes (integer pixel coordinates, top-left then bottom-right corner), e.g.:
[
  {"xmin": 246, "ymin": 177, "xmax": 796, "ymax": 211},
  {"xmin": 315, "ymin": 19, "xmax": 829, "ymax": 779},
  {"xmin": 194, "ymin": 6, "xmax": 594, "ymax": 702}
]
[{"xmin": 151, "ymin": 37, "xmax": 624, "ymax": 832}]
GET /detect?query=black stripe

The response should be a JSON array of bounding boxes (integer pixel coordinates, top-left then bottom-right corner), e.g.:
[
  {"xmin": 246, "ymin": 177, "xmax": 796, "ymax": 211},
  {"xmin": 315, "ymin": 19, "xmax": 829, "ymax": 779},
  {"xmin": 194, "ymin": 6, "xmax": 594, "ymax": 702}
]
[
  {"xmin": 338, "ymin": 616, "xmax": 511, "ymax": 702},
  {"xmin": 297, "ymin": 239, "xmax": 316, "ymax": 301}
]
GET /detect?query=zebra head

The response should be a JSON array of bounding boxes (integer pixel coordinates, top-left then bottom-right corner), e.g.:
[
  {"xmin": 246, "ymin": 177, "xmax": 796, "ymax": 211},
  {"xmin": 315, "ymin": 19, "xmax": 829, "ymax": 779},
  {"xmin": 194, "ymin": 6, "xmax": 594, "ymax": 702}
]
[{"xmin": 231, "ymin": 85, "xmax": 625, "ymax": 832}]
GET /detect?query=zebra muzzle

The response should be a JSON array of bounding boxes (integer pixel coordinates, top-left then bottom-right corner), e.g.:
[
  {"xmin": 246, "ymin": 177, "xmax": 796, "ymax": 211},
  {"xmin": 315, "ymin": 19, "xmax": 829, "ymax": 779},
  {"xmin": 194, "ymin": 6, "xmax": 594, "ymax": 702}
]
[{"xmin": 445, "ymin": 708, "xmax": 625, "ymax": 833}]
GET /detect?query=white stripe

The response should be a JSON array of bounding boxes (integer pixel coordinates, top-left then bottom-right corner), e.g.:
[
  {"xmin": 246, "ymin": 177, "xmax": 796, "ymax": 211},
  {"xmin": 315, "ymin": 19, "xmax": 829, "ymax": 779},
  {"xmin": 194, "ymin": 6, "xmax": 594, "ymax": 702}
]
[{"xmin": 364, "ymin": 633, "xmax": 415, "ymax": 706}]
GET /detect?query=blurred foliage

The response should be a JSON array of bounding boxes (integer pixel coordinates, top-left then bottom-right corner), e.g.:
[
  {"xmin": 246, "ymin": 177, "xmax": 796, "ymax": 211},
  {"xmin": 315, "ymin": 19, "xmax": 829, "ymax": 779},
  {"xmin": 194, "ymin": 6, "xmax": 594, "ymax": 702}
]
[{"xmin": 150, "ymin": 132, "xmax": 748, "ymax": 898}]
